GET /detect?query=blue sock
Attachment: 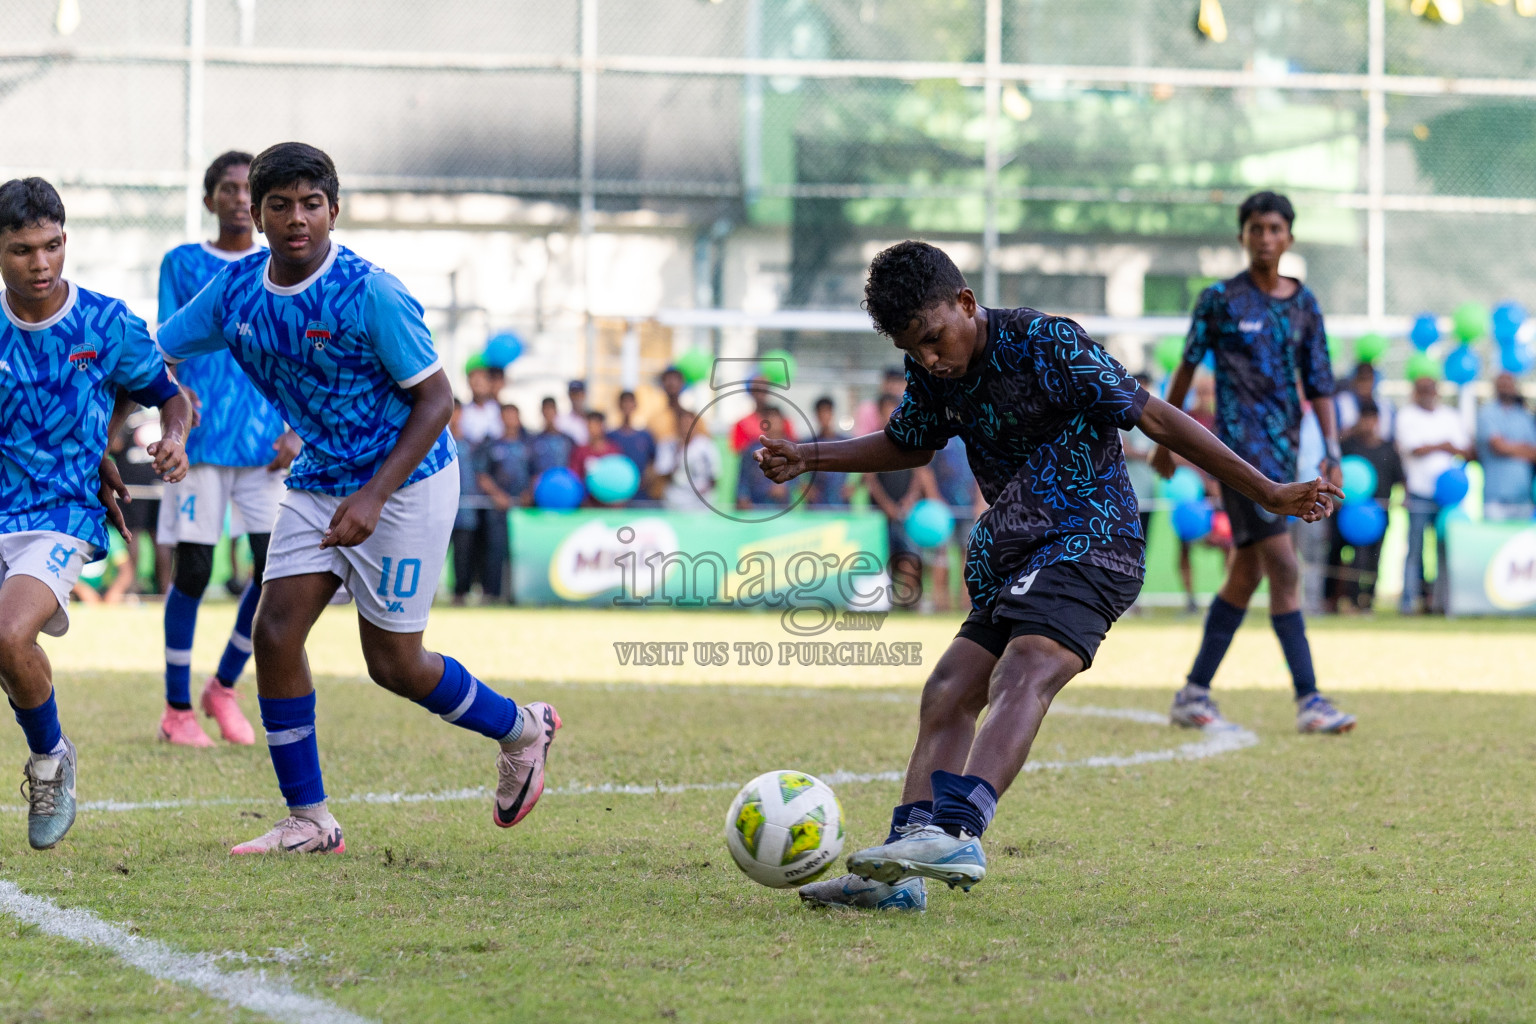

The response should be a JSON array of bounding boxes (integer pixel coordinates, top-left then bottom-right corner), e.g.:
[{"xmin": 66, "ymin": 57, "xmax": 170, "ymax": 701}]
[
  {"xmin": 11, "ymin": 693, "xmax": 64, "ymax": 757},
  {"xmin": 215, "ymin": 581, "xmax": 260, "ymax": 686},
  {"xmin": 1186, "ymin": 596, "xmax": 1247, "ymax": 689},
  {"xmin": 163, "ymin": 585, "xmax": 200, "ymax": 708},
  {"xmin": 1271, "ymin": 611, "xmax": 1318, "ymax": 700},
  {"xmin": 415, "ymin": 656, "xmax": 522, "ymax": 742},
  {"xmin": 929, "ymin": 770, "xmax": 998, "ymax": 839},
  {"xmin": 886, "ymin": 800, "xmax": 933, "ymax": 843},
  {"xmin": 258, "ymin": 692, "xmax": 326, "ymax": 808}
]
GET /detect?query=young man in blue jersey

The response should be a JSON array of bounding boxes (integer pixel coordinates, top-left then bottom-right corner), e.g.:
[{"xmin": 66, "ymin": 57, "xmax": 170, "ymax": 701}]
[
  {"xmin": 0, "ymin": 178, "xmax": 191, "ymax": 849},
  {"xmin": 155, "ymin": 150, "xmax": 302, "ymax": 748},
  {"xmin": 157, "ymin": 143, "xmax": 559, "ymax": 855},
  {"xmin": 754, "ymin": 241, "xmax": 1341, "ymax": 910},
  {"xmin": 1152, "ymin": 192, "xmax": 1357, "ymax": 735}
]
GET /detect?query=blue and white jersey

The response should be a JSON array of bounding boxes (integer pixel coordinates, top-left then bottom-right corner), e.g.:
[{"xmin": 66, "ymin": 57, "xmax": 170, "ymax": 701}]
[
  {"xmin": 156, "ymin": 242, "xmax": 454, "ymax": 496},
  {"xmin": 0, "ymin": 282, "xmax": 178, "ymax": 556},
  {"xmin": 158, "ymin": 241, "xmax": 286, "ymax": 468}
]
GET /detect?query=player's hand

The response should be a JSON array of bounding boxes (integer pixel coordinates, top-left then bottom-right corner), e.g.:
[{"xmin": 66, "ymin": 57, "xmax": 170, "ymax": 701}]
[
  {"xmin": 147, "ymin": 435, "xmax": 188, "ymax": 483},
  {"xmin": 98, "ymin": 457, "xmax": 133, "ymax": 545},
  {"xmin": 754, "ymin": 437, "xmax": 807, "ymax": 483},
  {"xmin": 267, "ymin": 430, "xmax": 303, "ymax": 472},
  {"xmin": 1264, "ymin": 477, "xmax": 1344, "ymax": 523},
  {"xmin": 181, "ymin": 385, "xmax": 202, "ymax": 429},
  {"xmin": 1149, "ymin": 444, "xmax": 1177, "ymax": 480},
  {"xmin": 322, "ymin": 488, "xmax": 385, "ymax": 548}
]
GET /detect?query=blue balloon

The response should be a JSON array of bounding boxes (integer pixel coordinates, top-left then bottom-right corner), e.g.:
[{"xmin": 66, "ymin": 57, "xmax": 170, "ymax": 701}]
[
  {"xmin": 1444, "ymin": 345, "xmax": 1480, "ymax": 386},
  {"xmin": 1164, "ymin": 467, "xmax": 1205, "ymax": 506},
  {"xmin": 533, "ymin": 467, "xmax": 584, "ymax": 510},
  {"xmin": 483, "ymin": 332, "xmax": 524, "ymax": 368},
  {"xmin": 905, "ymin": 499, "xmax": 955, "ymax": 549},
  {"xmin": 1501, "ymin": 339, "xmax": 1533, "ymax": 375},
  {"xmin": 1337, "ymin": 501, "xmax": 1387, "ymax": 546},
  {"xmin": 585, "ymin": 455, "xmax": 640, "ymax": 504},
  {"xmin": 1340, "ymin": 455, "xmax": 1378, "ymax": 504},
  {"xmin": 1493, "ymin": 302, "xmax": 1526, "ymax": 346},
  {"xmin": 1171, "ymin": 500, "xmax": 1214, "ymax": 542},
  {"xmin": 1410, "ymin": 314, "xmax": 1440, "ymax": 351},
  {"xmin": 1433, "ymin": 465, "xmax": 1469, "ymax": 508}
]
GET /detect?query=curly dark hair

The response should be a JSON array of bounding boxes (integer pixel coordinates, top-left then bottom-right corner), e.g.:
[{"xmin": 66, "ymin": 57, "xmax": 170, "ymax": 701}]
[
  {"xmin": 249, "ymin": 142, "xmax": 339, "ymax": 210},
  {"xmin": 203, "ymin": 150, "xmax": 254, "ymax": 198},
  {"xmin": 0, "ymin": 177, "xmax": 65, "ymax": 235},
  {"xmin": 862, "ymin": 241, "xmax": 969, "ymax": 338},
  {"xmin": 1238, "ymin": 190, "xmax": 1294, "ymax": 230}
]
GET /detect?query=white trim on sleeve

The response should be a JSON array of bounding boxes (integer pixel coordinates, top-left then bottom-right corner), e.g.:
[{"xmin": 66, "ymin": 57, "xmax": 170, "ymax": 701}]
[{"xmin": 396, "ymin": 357, "xmax": 442, "ymax": 389}]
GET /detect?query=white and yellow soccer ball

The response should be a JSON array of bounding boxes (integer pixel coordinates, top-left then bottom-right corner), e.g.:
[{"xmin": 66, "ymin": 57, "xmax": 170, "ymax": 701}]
[{"xmin": 724, "ymin": 770, "xmax": 844, "ymax": 888}]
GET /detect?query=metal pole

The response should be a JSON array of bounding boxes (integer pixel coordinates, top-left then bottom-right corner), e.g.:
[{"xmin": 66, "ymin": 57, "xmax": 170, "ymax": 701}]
[
  {"xmin": 982, "ymin": 0, "xmax": 1001, "ymax": 306},
  {"xmin": 182, "ymin": 0, "xmax": 206, "ymax": 241},
  {"xmin": 580, "ymin": 0, "xmax": 598, "ymax": 384},
  {"xmin": 1367, "ymin": 0, "xmax": 1386, "ymax": 325},
  {"xmin": 743, "ymin": 0, "xmax": 763, "ymax": 207}
]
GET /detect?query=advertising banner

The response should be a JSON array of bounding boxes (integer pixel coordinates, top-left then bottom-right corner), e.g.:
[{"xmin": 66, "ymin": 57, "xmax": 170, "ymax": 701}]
[
  {"xmin": 510, "ymin": 508, "xmax": 892, "ymax": 614},
  {"xmin": 1446, "ymin": 521, "xmax": 1536, "ymax": 617}
]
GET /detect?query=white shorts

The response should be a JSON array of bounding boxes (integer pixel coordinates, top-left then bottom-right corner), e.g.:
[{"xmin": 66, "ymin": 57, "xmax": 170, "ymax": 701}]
[
  {"xmin": 0, "ymin": 532, "xmax": 91, "ymax": 637},
  {"xmin": 156, "ymin": 464, "xmax": 286, "ymax": 546},
  {"xmin": 264, "ymin": 463, "xmax": 458, "ymax": 633}
]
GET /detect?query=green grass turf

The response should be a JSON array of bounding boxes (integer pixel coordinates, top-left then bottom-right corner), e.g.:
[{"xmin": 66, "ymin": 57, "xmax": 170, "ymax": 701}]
[{"xmin": 2, "ymin": 612, "xmax": 1534, "ymax": 1022}]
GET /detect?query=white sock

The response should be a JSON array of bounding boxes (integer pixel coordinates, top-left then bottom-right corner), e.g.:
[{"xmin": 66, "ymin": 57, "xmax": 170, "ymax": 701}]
[{"xmin": 498, "ymin": 706, "xmax": 531, "ymax": 749}]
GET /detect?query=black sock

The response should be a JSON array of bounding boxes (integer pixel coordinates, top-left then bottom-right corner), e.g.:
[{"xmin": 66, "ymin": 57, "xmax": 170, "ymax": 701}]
[
  {"xmin": 168, "ymin": 701, "xmax": 193, "ymax": 711},
  {"xmin": 1187, "ymin": 596, "xmax": 1246, "ymax": 689},
  {"xmin": 1271, "ymin": 610, "xmax": 1318, "ymax": 699},
  {"xmin": 928, "ymin": 770, "xmax": 998, "ymax": 839},
  {"xmin": 886, "ymin": 800, "xmax": 934, "ymax": 843}
]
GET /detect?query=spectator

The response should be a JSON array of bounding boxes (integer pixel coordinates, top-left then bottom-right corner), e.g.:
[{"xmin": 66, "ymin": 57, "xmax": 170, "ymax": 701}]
[
  {"xmin": 656, "ymin": 409, "xmax": 720, "ymax": 511},
  {"xmin": 608, "ymin": 390, "xmax": 658, "ymax": 501},
  {"xmin": 1121, "ymin": 373, "xmax": 1159, "ymax": 541},
  {"xmin": 1335, "ymin": 362, "xmax": 1395, "ymax": 441},
  {"xmin": 472, "ymin": 405, "xmax": 528, "ymax": 604},
  {"xmin": 737, "ymin": 407, "xmax": 794, "ymax": 509},
  {"xmin": 731, "ymin": 375, "xmax": 798, "ymax": 453},
  {"xmin": 461, "ymin": 362, "xmax": 505, "ymax": 444},
  {"xmin": 570, "ymin": 411, "xmax": 622, "ymax": 502},
  {"xmin": 555, "ymin": 380, "xmax": 590, "ymax": 444},
  {"xmin": 866, "ymin": 394, "xmax": 941, "ymax": 610},
  {"xmin": 1324, "ymin": 400, "xmax": 1403, "ymax": 614},
  {"xmin": 1396, "ymin": 374, "xmax": 1474, "ymax": 614},
  {"xmin": 530, "ymin": 396, "xmax": 575, "ymax": 482},
  {"xmin": 803, "ymin": 396, "xmax": 850, "ymax": 507},
  {"xmin": 1477, "ymin": 371, "xmax": 1536, "ymax": 521},
  {"xmin": 449, "ymin": 401, "xmax": 495, "ymax": 606},
  {"xmin": 855, "ymin": 367, "xmax": 907, "ymax": 435},
  {"xmin": 928, "ymin": 437, "xmax": 985, "ymax": 613}
]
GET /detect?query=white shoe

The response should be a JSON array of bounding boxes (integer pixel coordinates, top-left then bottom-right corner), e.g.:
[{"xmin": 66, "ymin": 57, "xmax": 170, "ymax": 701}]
[{"xmin": 1296, "ymin": 694, "xmax": 1356, "ymax": 734}]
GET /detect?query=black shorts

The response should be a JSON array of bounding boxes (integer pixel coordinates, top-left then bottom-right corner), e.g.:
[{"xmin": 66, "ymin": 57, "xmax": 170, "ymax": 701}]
[
  {"xmin": 955, "ymin": 561, "xmax": 1142, "ymax": 670},
  {"xmin": 1219, "ymin": 481, "xmax": 1288, "ymax": 549}
]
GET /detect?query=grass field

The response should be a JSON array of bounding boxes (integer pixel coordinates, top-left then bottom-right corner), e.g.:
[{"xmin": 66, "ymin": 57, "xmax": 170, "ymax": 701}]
[{"xmin": 3, "ymin": 605, "xmax": 1534, "ymax": 1023}]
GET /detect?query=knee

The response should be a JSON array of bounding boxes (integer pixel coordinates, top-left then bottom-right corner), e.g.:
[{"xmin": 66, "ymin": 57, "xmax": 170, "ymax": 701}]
[
  {"xmin": 173, "ymin": 543, "xmax": 214, "ymax": 599},
  {"xmin": 252, "ymin": 604, "xmax": 301, "ymax": 664},
  {"xmin": 361, "ymin": 644, "xmax": 434, "ymax": 697},
  {"xmin": 0, "ymin": 621, "xmax": 36, "ymax": 669},
  {"xmin": 919, "ymin": 669, "xmax": 988, "ymax": 724}
]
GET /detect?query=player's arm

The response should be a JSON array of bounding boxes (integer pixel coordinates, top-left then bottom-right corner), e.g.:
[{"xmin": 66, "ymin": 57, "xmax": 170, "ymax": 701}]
[
  {"xmin": 112, "ymin": 307, "xmax": 192, "ymax": 483},
  {"xmin": 1137, "ymin": 395, "xmax": 1342, "ymax": 522},
  {"xmin": 754, "ymin": 430, "xmax": 932, "ymax": 484},
  {"xmin": 98, "ymin": 390, "xmax": 137, "ymax": 543}
]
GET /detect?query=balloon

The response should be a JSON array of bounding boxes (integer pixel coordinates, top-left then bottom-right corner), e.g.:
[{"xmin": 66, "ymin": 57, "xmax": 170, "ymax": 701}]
[
  {"xmin": 533, "ymin": 467, "xmax": 584, "ymax": 510},
  {"xmin": 464, "ymin": 352, "xmax": 489, "ymax": 375},
  {"xmin": 1208, "ymin": 510, "xmax": 1233, "ymax": 547},
  {"xmin": 1404, "ymin": 352, "xmax": 1440, "ymax": 382},
  {"xmin": 1452, "ymin": 301, "xmax": 1488, "ymax": 342},
  {"xmin": 1410, "ymin": 313, "xmax": 1440, "ymax": 351},
  {"xmin": 1492, "ymin": 302, "xmax": 1526, "ymax": 345},
  {"xmin": 757, "ymin": 348, "xmax": 798, "ymax": 388},
  {"xmin": 675, "ymin": 348, "xmax": 712, "ymax": 387},
  {"xmin": 1501, "ymin": 340, "xmax": 1533, "ymax": 375},
  {"xmin": 1337, "ymin": 501, "xmax": 1387, "ymax": 546},
  {"xmin": 1172, "ymin": 501, "xmax": 1214, "ymax": 542},
  {"xmin": 1163, "ymin": 466, "xmax": 1205, "ymax": 505},
  {"xmin": 1443, "ymin": 344, "xmax": 1480, "ymax": 386},
  {"xmin": 1154, "ymin": 336, "xmax": 1185, "ymax": 375},
  {"xmin": 1354, "ymin": 333, "xmax": 1389, "ymax": 364},
  {"xmin": 905, "ymin": 499, "xmax": 955, "ymax": 549},
  {"xmin": 1354, "ymin": 332, "xmax": 1390, "ymax": 364},
  {"xmin": 1340, "ymin": 455, "xmax": 1378, "ymax": 504},
  {"xmin": 1433, "ymin": 465, "xmax": 1469, "ymax": 508},
  {"xmin": 483, "ymin": 332, "xmax": 523, "ymax": 368},
  {"xmin": 1436, "ymin": 504, "xmax": 1470, "ymax": 534},
  {"xmin": 585, "ymin": 455, "xmax": 640, "ymax": 504}
]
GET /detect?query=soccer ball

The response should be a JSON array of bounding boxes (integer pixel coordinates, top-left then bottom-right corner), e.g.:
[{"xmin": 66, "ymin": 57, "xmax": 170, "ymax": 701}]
[{"xmin": 723, "ymin": 770, "xmax": 844, "ymax": 888}]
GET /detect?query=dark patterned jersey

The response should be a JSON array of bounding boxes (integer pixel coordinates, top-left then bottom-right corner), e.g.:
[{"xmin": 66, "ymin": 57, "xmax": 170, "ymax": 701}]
[
  {"xmin": 884, "ymin": 307, "xmax": 1149, "ymax": 609},
  {"xmin": 1182, "ymin": 272, "xmax": 1335, "ymax": 482}
]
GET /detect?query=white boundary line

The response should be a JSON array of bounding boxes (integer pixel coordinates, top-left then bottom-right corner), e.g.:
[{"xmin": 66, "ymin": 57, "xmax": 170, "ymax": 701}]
[
  {"xmin": 0, "ymin": 705, "xmax": 1257, "ymax": 816},
  {"xmin": 0, "ymin": 881, "xmax": 374, "ymax": 1024}
]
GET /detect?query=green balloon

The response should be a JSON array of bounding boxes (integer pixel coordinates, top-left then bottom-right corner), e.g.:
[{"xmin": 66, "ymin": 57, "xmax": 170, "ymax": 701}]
[
  {"xmin": 1404, "ymin": 351, "xmax": 1441, "ymax": 382},
  {"xmin": 1452, "ymin": 301, "xmax": 1489, "ymax": 342},
  {"xmin": 675, "ymin": 347, "xmax": 712, "ymax": 387},
  {"xmin": 1154, "ymin": 335, "xmax": 1185, "ymax": 374},
  {"xmin": 1354, "ymin": 332, "xmax": 1389, "ymax": 364},
  {"xmin": 464, "ymin": 352, "xmax": 489, "ymax": 375},
  {"xmin": 758, "ymin": 348, "xmax": 798, "ymax": 388}
]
